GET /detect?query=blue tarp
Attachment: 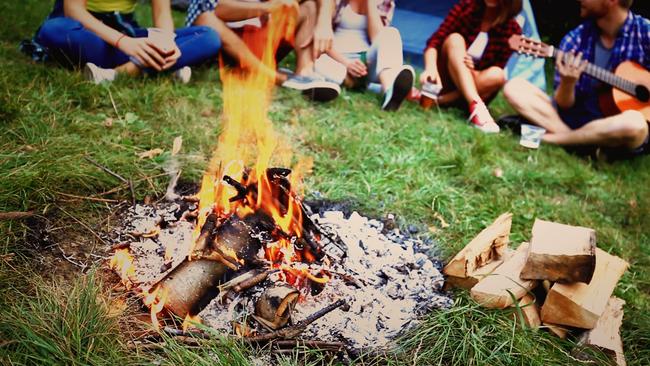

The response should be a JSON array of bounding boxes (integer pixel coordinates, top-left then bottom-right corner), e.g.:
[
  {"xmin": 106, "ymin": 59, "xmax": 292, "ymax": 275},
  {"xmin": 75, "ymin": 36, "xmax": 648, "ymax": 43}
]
[{"xmin": 392, "ymin": 0, "xmax": 546, "ymax": 90}]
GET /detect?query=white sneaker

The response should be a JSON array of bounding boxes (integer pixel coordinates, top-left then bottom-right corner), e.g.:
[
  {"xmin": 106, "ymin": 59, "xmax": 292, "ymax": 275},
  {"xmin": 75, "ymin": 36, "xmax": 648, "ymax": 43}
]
[
  {"xmin": 84, "ymin": 63, "xmax": 116, "ymax": 84},
  {"xmin": 282, "ymin": 74, "xmax": 341, "ymax": 102},
  {"xmin": 381, "ymin": 65, "xmax": 415, "ymax": 111},
  {"xmin": 468, "ymin": 100, "xmax": 500, "ymax": 133},
  {"xmin": 173, "ymin": 66, "xmax": 192, "ymax": 84}
]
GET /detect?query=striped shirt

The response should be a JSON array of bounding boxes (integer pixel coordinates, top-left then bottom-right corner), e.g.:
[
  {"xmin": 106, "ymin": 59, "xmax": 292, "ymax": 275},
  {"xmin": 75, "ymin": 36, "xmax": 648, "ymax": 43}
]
[{"xmin": 554, "ymin": 11, "xmax": 650, "ymax": 94}]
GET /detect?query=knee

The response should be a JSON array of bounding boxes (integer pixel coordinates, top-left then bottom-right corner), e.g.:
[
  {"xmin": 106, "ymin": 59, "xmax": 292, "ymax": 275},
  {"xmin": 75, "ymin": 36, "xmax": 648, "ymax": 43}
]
[
  {"xmin": 299, "ymin": 0, "xmax": 317, "ymax": 20},
  {"xmin": 192, "ymin": 26, "xmax": 222, "ymax": 55},
  {"xmin": 484, "ymin": 67, "xmax": 506, "ymax": 88},
  {"xmin": 36, "ymin": 17, "xmax": 81, "ymax": 47},
  {"xmin": 503, "ymin": 77, "xmax": 529, "ymax": 105},
  {"xmin": 442, "ymin": 32, "xmax": 465, "ymax": 52},
  {"xmin": 615, "ymin": 110, "xmax": 647, "ymax": 140}
]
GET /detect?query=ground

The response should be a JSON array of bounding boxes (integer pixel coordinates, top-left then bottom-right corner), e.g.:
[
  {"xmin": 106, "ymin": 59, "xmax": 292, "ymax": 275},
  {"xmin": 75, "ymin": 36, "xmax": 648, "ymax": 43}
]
[{"xmin": 1, "ymin": 1, "xmax": 649, "ymax": 365}]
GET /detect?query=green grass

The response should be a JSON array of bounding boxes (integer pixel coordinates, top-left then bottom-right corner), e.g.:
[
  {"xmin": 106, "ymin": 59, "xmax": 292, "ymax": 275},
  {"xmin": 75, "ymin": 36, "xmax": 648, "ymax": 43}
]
[{"xmin": 1, "ymin": 1, "xmax": 649, "ymax": 365}]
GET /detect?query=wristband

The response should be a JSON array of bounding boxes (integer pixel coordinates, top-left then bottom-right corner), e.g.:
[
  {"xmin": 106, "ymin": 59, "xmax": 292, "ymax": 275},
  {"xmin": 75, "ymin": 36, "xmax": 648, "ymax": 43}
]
[{"xmin": 115, "ymin": 34, "xmax": 126, "ymax": 49}]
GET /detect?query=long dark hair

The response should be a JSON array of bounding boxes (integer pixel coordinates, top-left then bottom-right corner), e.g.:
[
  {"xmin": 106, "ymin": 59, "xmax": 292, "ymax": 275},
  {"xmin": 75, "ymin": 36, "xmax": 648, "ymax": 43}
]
[{"xmin": 490, "ymin": 0, "xmax": 523, "ymax": 27}]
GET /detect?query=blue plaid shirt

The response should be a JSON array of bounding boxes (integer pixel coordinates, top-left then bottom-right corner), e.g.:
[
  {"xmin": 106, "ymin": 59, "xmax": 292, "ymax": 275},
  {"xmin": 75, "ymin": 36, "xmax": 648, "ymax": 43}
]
[
  {"xmin": 554, "ymin": 11, "xmax": 650, "ymax": 95},
  {"xmin": 186, "ymin": 0, "xmax": 218, "ymax": 27}
]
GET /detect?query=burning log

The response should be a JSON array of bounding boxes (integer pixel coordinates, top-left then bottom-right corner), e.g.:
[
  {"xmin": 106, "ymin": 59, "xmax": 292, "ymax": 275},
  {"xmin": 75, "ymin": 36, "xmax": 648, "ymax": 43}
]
[
  {"xmin": 254, "ymin": 284, "xmax": 300, "ymax": 330},
  {"xmin": 156, "ymin": 213, "xmax": 266, "ymax": 318},
  {"xmin": 234, "ymin": 269, "xmax": 273, "ymax": 292},
  {"xmin": 156, "ymin": 259, "xmax": 228, "ymax": 318}
]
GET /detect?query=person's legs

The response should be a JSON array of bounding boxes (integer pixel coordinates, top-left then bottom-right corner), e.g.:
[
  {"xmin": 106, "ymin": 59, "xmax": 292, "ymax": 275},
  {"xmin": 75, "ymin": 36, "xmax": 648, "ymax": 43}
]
[
  {"xmin": 502, "ymin": 78, "xmax": 571, "ymax": 133},
  {"xmin": 365, "ymin": 27, "xmax": 413, "ymax": 111},
  {"xmin": 36, "ymin": 17, "xmax": 130, "ymax": 69},
  {"xmin": 474, "ymin": 66, "xmax": 505, "ymax": 103},
  {"xmin": 171, "ymin": 25, "xmax": 221, "ymax": 71},
  {"xmin": 441, "ymin": 33, "xmax": 481, "ymax": 105},
  {"xmin": 293, "ymin": 0, "xmax": 318, "ymax": 75},
  {"xmin": 543, "ymin": 110, "xmax": 648, "ymax": 149}
]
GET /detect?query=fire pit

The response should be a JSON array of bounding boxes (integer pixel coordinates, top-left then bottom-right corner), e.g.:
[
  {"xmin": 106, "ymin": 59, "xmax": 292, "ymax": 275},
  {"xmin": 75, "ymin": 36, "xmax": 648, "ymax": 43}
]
[
  {"xmin": 106, "ymin": 6, "xmax": 451, "ymax": 357},
  {"xmin": 108, "ymin": 186, "xmax": 451, "ymax": 353}
]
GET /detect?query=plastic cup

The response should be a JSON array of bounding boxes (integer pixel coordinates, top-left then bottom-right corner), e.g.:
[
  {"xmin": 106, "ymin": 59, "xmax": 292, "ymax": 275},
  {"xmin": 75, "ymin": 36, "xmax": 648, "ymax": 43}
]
[
  {"xmin": 420, "ymin": 82, "xmax": 442, "ymax": 110},
  {"xmin": 147, "ymin": 28, "xmax": 176, "ymax": 56},
  {"xmin": 520, "ymin": 124, "xmax": 546, "ymax": 149}
]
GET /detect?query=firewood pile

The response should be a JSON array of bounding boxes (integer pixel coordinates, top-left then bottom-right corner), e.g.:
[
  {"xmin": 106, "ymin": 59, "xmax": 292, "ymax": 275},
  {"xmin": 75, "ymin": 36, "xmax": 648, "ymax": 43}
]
[{"xmin": 444, "ymin": 213, "xmax": 629, "ymax": 366}]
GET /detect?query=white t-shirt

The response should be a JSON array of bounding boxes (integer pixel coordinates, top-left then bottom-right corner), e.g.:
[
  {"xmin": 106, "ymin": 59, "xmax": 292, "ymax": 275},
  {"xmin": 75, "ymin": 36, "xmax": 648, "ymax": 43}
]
[
  {"xmin": 332, "ymin": 5, "xmax": 370, "ymax": 54},
  {"xmin": 466, "ymin": 32, "xmax": 489, "ymax": 62}
]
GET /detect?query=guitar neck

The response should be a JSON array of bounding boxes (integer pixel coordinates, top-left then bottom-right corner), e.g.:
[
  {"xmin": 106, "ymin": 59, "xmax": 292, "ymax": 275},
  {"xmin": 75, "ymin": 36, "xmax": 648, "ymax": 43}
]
[{"xmin": 550, "ymin": 48, "xmax": 637, "ymax": 95}]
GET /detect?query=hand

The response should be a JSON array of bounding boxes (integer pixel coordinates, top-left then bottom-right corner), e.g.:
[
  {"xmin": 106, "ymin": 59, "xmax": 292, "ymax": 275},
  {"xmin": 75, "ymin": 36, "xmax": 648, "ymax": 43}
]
[
  {"xmin": 463, "ymin": 55, "xmax": 475, "ymax": 70},
  {"xmin": 147, "ymin": 36, "xmax": 182, "ymax": 70},
  {"xmin": 419, "ymin": 68, "xmax": 441, "ymax": 86},
  {"xmin": 118, "ymin": 36, "xmax": 166, "ymax": 71},
  {"xmin": 162, "ymin": 44, "xmax": 182, "ymax": 70},
  {"xmin": 556, "ymin": 51, "xmax": 587, "ymax": 83},
  {"xmin": 345, "ymin": 59, "xmax": 367, "ymax": 78},
  {"xmin": 312, "ymin": 22, "xmax": 334, "ymax": 59}
]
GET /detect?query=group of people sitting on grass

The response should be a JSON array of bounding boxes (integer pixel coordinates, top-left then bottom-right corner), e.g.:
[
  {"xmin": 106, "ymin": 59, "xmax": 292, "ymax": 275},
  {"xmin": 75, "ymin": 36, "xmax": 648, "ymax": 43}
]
[{"xmin": 24, "ymin": 0, "xmax": 649, "ymax": 160}]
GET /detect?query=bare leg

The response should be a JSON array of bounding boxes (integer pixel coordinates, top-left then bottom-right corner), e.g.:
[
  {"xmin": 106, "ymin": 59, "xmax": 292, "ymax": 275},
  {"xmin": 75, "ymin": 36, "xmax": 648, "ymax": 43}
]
[
  {"xmin": 503, "ymin": 78, "xmax": 571, "ymax": 133},
  {"xmin": 294, "ymin": 0, "xmax": 317, "ymax": 75},
  {"xmin": 437, "ymin": 66, "xmax": 505, "ymax": 106},
  {"xmin": 441, "ymin": 33, "xmax": 481, "ymax": 104},
  {"xmin": 544, "ymin": 110, "xmax": 648, "ymax": 148}
]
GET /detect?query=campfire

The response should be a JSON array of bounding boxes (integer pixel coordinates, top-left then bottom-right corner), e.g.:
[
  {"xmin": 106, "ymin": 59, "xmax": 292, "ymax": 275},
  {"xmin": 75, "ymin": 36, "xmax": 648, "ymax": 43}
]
[{"xmin": 107, "ymin": 6, "xmax": 451, "ymax": 356}]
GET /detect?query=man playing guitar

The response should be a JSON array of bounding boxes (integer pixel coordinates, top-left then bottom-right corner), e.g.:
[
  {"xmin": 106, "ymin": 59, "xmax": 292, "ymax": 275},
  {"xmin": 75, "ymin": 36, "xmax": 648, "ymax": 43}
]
[{"xmin": 503, "ymin": 0, "xmax": 649, "ymax": 159}]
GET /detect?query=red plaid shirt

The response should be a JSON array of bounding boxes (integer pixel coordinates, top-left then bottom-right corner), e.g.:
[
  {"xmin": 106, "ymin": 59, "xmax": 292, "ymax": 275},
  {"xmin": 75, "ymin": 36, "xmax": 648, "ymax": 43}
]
[{"xmin": 425, "ymin": 0, "xmax": 521, "ymax": 70}]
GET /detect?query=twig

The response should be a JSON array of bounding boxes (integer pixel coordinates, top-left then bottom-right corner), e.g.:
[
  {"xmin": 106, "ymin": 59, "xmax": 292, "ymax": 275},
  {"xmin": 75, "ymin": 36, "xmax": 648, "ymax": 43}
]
[
  {"xmin": 272, "ymin": 340, "xmax": 345, "ymax": 350},
  {"xmin": 57, "ymin": 206, "xmax": 109, "ymax": 246},
  {"xmin": 128, "ymin": 179, "xmax": 136, "ymax": 206},
  {"xmin": 234, "ymin": 269, "xmax": 275, "ymax": 292},
  {"xmin": 0, "ymin": 211, "xmax": 34, "ymax": 220},
  {"xmin": 107, "ymin": 88, "xmax": 123, "ymax": 122},
  {"xmin": 56, "ymin": 192, "xmax": 121, "ymax": 203},
  {"xmin": 84, "ymin": 156, "xmax": 128, "ymax": 183},
  {"xmin": 247, "ymin": 299, "xmax": 346, "ymax": 343},
  {"xmin": 57, "ymin": 245, "xmax": 88, "ymax": 270}
]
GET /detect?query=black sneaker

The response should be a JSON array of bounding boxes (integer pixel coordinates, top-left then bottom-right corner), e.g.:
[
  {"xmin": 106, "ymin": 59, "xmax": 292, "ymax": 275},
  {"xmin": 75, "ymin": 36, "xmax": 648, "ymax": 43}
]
[
  {"xmin": 496, "ymin": 114, "xmax": 529, "ymax": 135},
  {"xmin": 282, "ymin": 74, "xmax": 340, "ymax": 102},
  {"xmin": 381, "ymin": 65, "xmax": 414, "ymax": 111}
]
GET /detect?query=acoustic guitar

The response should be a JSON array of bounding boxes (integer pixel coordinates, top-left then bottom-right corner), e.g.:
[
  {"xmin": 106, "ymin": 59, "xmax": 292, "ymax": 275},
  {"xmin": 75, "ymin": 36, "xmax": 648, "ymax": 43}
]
[{"xmin": 508, "ymin": 34, "xmax": 650, "ymax": 121}]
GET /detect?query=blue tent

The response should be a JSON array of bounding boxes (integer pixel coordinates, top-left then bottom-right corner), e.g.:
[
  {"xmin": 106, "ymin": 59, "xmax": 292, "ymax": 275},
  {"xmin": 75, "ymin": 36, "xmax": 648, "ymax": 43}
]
[{"xmin": 392, "ymin": 0, "xmax": 547, "ymax": 90}]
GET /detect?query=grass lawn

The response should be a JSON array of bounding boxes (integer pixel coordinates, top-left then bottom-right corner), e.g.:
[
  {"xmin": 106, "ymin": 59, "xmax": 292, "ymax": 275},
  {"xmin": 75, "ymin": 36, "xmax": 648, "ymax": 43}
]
[{"xmin": 1, "ymin": 1, "xmax": 649, "ymax": 365}]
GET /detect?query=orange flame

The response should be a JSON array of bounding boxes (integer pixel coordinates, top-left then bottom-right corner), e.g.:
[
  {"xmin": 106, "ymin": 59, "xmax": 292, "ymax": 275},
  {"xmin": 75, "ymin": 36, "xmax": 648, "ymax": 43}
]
[
  {"xmin": 182, "ymin": 314, "xmax": 202, "ymax": 332},
  {"xmin": 143, "ymin": 286, "xmax": 168, "ymax": 330},
  {"xmin": 109, "ymin": 249, "xmax": 135, "ymax": 288}
]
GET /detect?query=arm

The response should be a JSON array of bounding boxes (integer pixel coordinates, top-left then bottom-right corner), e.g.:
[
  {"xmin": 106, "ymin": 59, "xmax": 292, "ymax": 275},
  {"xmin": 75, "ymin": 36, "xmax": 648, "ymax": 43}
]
[
  {"xmin": 420, "ymin": 47, "xmax": 440, "ymax": 85},
  {"xmin": 64, "ymin": 0, "xmax": 125, "ymax": 47},
  {"xmin": 553, "ymin": 51, "xmax": 586, "ymax": 109},
  {"xmin": 64, "ymin": 0, "xmax": 167, "ymax": 69},
  {"xmin": 366, "ymin": 0, "xmax": 384, "ymax": 42},
  {"xmin": 215, "ymin": 0, "xmax": 274, "ymax": 22},
  {"xmin": 312, "ymin": 0, "xmax": 336, "ymax": 57},
  {"xmin": 151, "ymin": 0, "xmax": 175, "ymax": 31}
]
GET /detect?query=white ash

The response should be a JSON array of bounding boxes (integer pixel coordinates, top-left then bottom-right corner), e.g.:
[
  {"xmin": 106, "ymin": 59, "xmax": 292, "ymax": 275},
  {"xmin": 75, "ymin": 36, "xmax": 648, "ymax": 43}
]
[{"xmin": 110, "ymin": 204, "xmax": 451, "ymax": 351}]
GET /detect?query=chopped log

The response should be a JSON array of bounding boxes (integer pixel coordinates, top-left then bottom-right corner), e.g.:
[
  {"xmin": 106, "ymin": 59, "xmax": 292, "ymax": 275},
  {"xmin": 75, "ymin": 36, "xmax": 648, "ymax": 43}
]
[
  {"xmin": 446, "ymin": 248, "xmax": 515, "ymax": 290},
  {"xmin": 544, "ymin": 323, "xmax": 570, "ymax": 339},
  {"xmin": 540, "ymin": 248, "xmax": 628, "ymax": 329},
  {"xmin": 444, "ymin": 213, "xmax": 511, "ymax": 278},
  {"xmin": 255, "ymin": 284, "xmax": 300, "ymax": 330},
  {"xmin": 157, "ymin": 259, "xmax": 228, "ymax": 318},
  {"xmin": 520, "ymin": 219, "xmax": 596, "ymax": 283},
  {"xmin": 470, "ymin": 243, "xmax": 538, "ymax": 309},
  {"xmin": 513, "ymin": 294, "xmax": 541, "ymax": 329},
  {"xmin": 576, "ymin": 296, "xmax": 626, "ymax": 366}
]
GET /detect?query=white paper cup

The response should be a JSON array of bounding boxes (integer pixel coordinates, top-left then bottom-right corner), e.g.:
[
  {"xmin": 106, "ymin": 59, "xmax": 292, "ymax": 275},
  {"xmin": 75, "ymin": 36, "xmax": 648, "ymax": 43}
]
[
  {"xmin": 520, "ymin": 124, "xmax": 546, "ymax": 149},
  {"xmin": 147, "ymin": 28, "xmax": 176, "ymax": 56}
]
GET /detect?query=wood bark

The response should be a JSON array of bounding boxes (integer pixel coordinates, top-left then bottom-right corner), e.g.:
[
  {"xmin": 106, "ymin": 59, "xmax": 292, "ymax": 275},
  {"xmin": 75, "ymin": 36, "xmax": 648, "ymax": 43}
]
[
  {"xmin": 446, "ymin": 248, "xmax": 515, "ymax": 289},
  {"xmin": 521, "ymin": 219, "xmax": 596, "ymax": 283},
  {"xmin": 540, "ymin": 248, "xmax": 628, "ymax": 329},
  {"xmin": 470, "ymin": 243, "xmax": 538, "ymax": 309},
  {"xmin": 444, "ymin": 213, "xmax": 512, "ymax": 278}
]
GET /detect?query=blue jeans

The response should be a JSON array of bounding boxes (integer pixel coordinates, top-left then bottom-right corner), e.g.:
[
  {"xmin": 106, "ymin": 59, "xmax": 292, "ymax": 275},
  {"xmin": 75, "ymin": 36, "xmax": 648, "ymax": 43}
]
[{"xmin": 36, "ymin": 16, "xmax": 221, "ymax": 71}]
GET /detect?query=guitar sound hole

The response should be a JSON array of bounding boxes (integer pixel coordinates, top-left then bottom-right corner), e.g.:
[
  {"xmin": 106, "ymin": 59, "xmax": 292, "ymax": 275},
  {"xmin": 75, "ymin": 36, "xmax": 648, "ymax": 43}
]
[{"xmin": 636, "ymin": 85, "xmax": 650, "ymax": 102}]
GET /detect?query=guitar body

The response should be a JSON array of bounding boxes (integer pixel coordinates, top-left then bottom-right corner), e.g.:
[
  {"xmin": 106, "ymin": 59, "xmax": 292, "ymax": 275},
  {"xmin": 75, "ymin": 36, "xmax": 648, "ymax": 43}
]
[{"xmin": 610, "ymin": 61, "xmax": 650, "ymax": 121}]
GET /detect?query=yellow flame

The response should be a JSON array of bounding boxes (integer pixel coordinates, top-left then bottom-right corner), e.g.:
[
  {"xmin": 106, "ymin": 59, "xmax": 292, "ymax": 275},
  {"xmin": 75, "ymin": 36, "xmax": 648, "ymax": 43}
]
[
  {"xmin": 182, "ymin": 314, "xmax": 202, "ymax": 332},
  {"xmin": 109, "ymin": 249, "xmax": 135, "ymax": 288}
]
